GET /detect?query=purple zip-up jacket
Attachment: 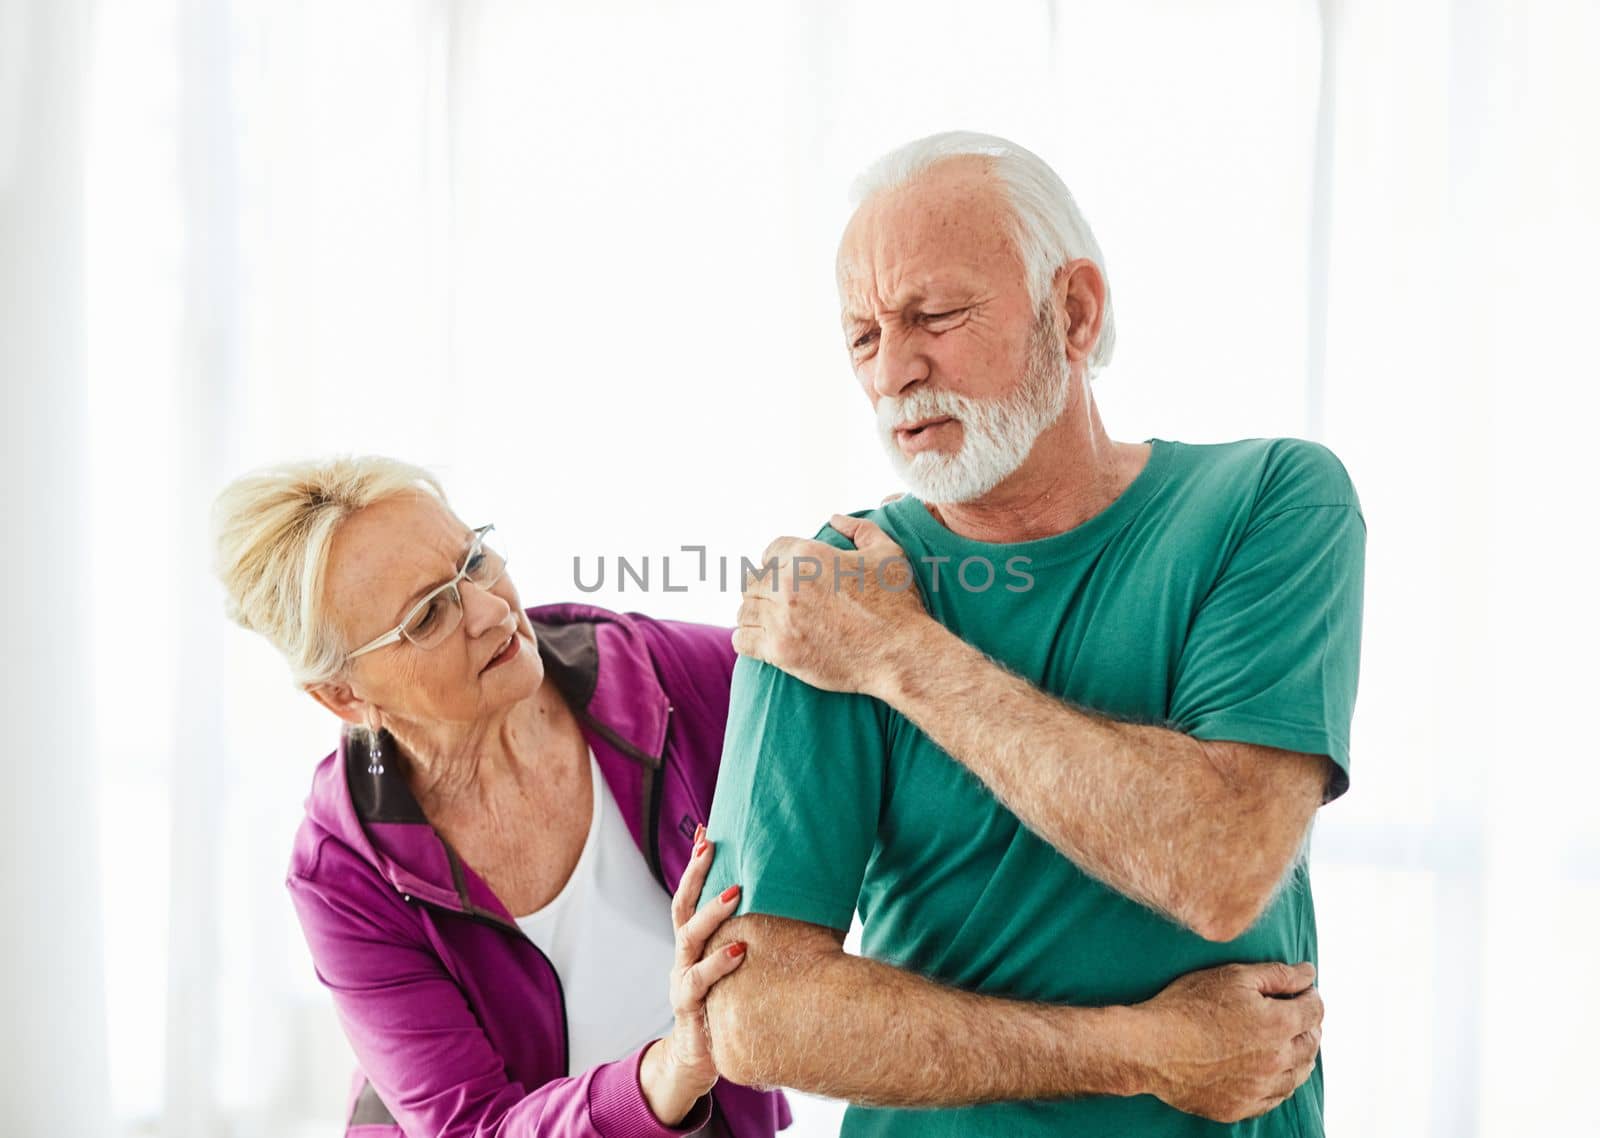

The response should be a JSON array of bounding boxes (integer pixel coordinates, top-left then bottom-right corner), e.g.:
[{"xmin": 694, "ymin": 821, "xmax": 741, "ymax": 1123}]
[{"xmin": 287, "ymin": 601, "xmax": 793, "ymax": 1138}]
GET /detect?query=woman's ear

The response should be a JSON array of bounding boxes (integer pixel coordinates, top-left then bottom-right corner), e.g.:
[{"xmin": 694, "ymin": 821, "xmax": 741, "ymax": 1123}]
[{"xmin": 304, "ymin": 680, "xmax": 366, "ymax": 728}]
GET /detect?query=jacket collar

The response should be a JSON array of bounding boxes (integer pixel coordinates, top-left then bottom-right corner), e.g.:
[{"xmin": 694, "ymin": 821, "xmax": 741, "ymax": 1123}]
[{"xmin": 303, "ymin": 602, "xmax": 671, "ymax": 920}]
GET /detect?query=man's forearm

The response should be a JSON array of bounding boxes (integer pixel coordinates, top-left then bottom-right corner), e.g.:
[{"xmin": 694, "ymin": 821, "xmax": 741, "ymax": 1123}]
[
  {"xmin": 869, "ymin": 620, "xmax": 1324, "ymax": 941},
  {"xmin": 703, "ymin": 914, "xmax": 1145, "ymax": 1107}
]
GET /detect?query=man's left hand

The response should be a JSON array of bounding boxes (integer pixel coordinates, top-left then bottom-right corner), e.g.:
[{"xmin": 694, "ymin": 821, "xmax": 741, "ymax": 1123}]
[{"xmin": 733, "ymin": 513, "xmax": 931, "ymax": 696}]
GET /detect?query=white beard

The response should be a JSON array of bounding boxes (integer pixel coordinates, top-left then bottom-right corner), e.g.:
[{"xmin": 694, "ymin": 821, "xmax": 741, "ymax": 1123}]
[{"xmin": 876, "ymin": 309, "xmax": 1071, "ymax": 505}]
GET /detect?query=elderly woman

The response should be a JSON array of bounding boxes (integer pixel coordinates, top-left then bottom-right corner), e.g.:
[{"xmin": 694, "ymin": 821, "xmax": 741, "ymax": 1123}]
[{"xmin": 211, "ymin": 455, "xmax": 789, "ymax": 1138}]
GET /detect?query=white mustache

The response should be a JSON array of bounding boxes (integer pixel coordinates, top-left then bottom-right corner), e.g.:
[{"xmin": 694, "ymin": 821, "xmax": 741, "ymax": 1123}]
[{"xmin": 877, "ymin": 391, "xmax": 971, "ymax": 433}]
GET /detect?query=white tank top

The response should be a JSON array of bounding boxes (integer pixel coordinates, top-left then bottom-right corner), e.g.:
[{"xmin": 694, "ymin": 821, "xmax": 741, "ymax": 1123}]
[{"xmin": 514, "ymin": 746, "xmax": 677, "ymax": 1075}]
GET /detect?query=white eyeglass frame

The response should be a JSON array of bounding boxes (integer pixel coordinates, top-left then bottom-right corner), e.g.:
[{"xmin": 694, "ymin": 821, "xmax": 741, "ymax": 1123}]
[{"xmin": 344, "ymin": 523, "xmax": 500, "ymax": 662}]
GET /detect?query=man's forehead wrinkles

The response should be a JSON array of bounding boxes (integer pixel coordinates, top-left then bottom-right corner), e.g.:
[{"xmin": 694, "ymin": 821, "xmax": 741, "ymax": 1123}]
[
  {"xmin": 838, "ymin": 203, "xmax": 988, "ymax": 322},
  {"xmin": 846, "ymin": 260, "xmax": 960, "ymax": 313}
]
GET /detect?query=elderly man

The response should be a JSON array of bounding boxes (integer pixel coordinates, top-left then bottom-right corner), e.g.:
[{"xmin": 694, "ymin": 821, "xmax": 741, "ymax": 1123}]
[{"xmin": 695, "ymin": 131, "xmax": 1363, "ymax": 1136}]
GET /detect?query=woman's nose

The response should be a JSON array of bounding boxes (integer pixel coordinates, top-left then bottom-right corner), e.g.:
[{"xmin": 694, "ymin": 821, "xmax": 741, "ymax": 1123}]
[{"xmin": 458, "ymin": 577, "xmax": 510, "ymax": 634}]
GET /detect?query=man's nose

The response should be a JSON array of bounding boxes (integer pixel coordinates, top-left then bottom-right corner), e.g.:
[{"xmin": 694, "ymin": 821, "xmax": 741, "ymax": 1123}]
[{"xmin": 870, "ymin": 325, "xmax": 929, "ymax": 400}]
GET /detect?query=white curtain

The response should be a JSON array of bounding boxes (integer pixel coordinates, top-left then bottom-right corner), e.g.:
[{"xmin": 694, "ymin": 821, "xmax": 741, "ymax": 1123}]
[
  {"xmin": 1311, "ymin": 2, "xmax": 1600, "ymax": 1133},
  {"xmin": 1, "ymin": 0, "xmax": 111, "ymax": 1134},
  {"xmin": 33, "ymin": 0, "xmax": 1596, "ymax": 1134}
]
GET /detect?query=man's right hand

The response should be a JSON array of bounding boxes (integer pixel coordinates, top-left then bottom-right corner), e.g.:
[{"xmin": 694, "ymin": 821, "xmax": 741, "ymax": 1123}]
[{"xmin": 1130, "ymin": 961, "xmax": 1323, "ymax": 1124}]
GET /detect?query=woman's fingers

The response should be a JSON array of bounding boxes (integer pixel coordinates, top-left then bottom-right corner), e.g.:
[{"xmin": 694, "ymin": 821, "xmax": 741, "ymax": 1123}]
[
  {"xmin": 665, "ymin": 828, "xmax": 746, "ymax": 1009},
  {"xmin": 670, "ymin": 826, "xmax": 712, "ymax": 928},
  {"xmin": 678, "ymin": 940, "xmax": 749, "ymax": 1008},
  {"xmin": 669, "ymin": 828, "xmax": 745, "ymax": 970},
  {"xmin": 676, "ymin": 880, "xmax": 742, "ymax": 967}
]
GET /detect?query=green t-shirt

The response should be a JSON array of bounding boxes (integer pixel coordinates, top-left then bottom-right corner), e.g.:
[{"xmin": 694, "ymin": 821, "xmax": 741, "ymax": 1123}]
[{"xmin": 700, "ymin": 436, "xmax": 1365, "ymax": 1137}]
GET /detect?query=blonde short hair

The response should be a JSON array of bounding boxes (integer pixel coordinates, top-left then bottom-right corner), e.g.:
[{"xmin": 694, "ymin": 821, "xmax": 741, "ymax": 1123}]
[{"xmin": 210, "ymin": 455, "xmax": 452, "ymax": 712}]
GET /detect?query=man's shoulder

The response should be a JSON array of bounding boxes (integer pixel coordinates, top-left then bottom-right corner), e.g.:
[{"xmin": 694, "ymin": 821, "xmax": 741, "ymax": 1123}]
[
  {"xmin": 1166, "ymin": 436, "xmax": 1361, "ymax": 520},
  {"xmin": 810, "ymin": 500, "xmax": 914, "ymax": 550},
  {"xmin": 1248, "ymin": 436, "xmax": 1360, "ymax": 513}
]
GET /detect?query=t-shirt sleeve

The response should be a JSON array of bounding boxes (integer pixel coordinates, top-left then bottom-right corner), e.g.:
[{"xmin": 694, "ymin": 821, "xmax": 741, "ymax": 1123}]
[
  {"xmin": 1166, "ymin": 441, "xmax": 1366, "ymax": 801},
  {"xmin": 697, "ymin": 648, "xmax": 887, "ymax": 934}
]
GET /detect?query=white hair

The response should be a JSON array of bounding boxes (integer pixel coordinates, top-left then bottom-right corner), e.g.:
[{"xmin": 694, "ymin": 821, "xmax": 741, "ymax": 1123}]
[{"xmin": 848, "ymin": 130, "xmax": 1116, "ymax": 377}]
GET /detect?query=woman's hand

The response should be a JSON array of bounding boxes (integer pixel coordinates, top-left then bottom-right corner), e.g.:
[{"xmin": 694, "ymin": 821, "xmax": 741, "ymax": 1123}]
[
  {"xmin": 1130, "ymin": 960, "xmax": 1324, "ymax": 1123},
  {"xmin": 733, "ymin": 513, "xmax": 932, "ymax": 698},
  {"xmin": 639, "ymin": 825, "xmax": 747, "ymax": 1126}
]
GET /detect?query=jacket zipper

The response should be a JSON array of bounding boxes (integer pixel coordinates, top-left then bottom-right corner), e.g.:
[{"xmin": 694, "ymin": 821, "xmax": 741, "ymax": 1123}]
[
  {"xmin": 401, "ymin": 891, "xmax": 572, "ymax": 1081},
  {"xmin": 579, "ymin": 702, "xmax": 675, "ymax": 891},
  {"xmin": 646, "ymin": 704, "xmax": 674, "ymax": 891},
  {"xmin": 643, "ymin": 737, "xmax": 667, "ymax": 891}
]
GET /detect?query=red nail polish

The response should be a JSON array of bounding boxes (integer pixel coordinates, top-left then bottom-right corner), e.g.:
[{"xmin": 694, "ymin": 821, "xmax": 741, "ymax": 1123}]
[
  {"xmin": 719, "ymin": 884, "xmax": 740, "ymax": 903},
  {"xmin": 727, "ymin": 942, "xmax": 746, "ymax": 958}
]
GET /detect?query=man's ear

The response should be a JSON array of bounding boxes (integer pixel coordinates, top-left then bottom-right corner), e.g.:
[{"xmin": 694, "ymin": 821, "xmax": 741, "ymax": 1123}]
[
  {"xmin": 1052, "ymin": 257, "xmax": 1106, "ymax": 364},
  {"xmin": 304, "ymin": 680, "xmax": 366, "ymax": 728}
]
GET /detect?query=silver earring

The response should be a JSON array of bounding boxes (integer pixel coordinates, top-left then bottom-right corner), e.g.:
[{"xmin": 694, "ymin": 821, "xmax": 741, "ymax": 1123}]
[{"xmin": 368, "ymin": 726, "xmax": 385, "ymax": 776}]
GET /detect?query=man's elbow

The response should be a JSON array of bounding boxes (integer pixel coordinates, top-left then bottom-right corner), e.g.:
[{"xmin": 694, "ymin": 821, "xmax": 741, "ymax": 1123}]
[
  {"xmin": 1188, "ymin": 890, "xmax": 1270, "ymax": 943},
  {"xmin": 701, "ymin": 911, "xmax": 844, "ymax": 1086},
  {"xmin": 1183, "ymin": 748, "xmax": 1323, "ymax": 942},
  {"xmin": 1184, "ymin": 855, "xmax": 1300, "ymax": 942},
  {"xmin": 703, "ymin": 972, "xmax": 771, "ymax": 1088}
]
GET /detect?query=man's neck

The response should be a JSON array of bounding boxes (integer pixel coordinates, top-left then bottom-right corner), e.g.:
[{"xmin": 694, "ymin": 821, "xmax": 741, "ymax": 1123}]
[{"xmin": 925, "ymin": 412, "xmax": 1149, "ymax": 544}]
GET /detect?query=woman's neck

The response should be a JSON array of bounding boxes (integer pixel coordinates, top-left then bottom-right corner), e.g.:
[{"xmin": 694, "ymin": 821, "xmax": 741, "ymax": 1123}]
[{"xmin": 395, "ymin": 681, "xmax": 586, "ymax": 823}]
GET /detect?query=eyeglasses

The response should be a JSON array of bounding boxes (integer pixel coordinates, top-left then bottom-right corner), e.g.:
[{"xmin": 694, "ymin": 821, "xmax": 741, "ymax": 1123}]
[{"xmin": 345, "ymin": 524, "xmax": 508, "ymax": 662}]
